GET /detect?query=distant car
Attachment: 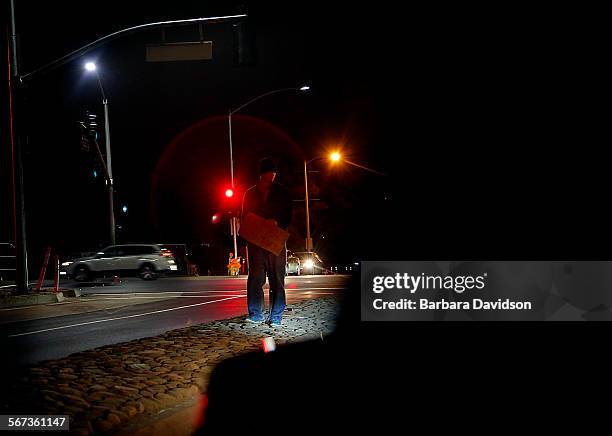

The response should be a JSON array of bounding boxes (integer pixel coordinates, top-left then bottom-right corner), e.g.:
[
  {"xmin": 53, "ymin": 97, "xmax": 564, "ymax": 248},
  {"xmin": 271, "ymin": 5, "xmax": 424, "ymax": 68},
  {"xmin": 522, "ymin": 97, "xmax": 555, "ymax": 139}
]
[
  {"xmin": 286, "ymin": 254, "xmax": 301, "ymax": 275},
  {"xmin": 61, "ymin": 244, "xmax": 177, "ymax": 281},
  {"xmin": 157, "ymin": 243, "xmax": 190, "ymax": 275},
  {"xmin": 294, "ymin": 251, "xmax": 324, "ymax": 275}
]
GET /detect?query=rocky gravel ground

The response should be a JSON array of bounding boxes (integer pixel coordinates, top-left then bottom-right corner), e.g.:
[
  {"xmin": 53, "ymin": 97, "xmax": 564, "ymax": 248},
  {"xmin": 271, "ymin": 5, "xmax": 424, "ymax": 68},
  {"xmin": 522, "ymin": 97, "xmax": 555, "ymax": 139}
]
[{"xmin": 1, "ymin": 296, "xmax": 341, "ymax": 435}]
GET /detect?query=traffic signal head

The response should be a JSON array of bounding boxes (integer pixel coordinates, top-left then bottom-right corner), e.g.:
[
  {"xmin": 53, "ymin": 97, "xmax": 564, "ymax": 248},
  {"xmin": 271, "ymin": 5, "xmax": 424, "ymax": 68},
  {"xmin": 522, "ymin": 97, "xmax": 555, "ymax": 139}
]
[
  {"xmin": 83, "ymin": 111, "xmax": 99, "ymax": 139},
  {"xmin": 221, "ymin": 186, "xmax": 240, "ymax": 215},
  {"xmin": 211, "ymin": 213, "xmax": 220, "ymax": 223},
  {"xmin": 79, "ymin": 126, "xmax": 91, "ymax": 152}
]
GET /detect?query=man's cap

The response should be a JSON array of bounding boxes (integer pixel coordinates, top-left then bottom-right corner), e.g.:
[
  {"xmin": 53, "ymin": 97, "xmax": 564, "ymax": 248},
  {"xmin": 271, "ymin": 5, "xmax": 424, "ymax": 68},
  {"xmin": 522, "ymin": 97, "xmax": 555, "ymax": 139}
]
[{"xmin": 259, "ymin": 157, "xmax": 277, "ymax": 174}]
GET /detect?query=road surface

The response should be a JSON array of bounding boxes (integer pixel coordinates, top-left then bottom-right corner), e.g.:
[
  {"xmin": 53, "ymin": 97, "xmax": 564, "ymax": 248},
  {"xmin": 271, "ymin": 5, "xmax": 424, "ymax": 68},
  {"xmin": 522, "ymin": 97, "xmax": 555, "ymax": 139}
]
[{"xmin": 1, "ymin": 275, "xmax": 349, "ymax": 367}]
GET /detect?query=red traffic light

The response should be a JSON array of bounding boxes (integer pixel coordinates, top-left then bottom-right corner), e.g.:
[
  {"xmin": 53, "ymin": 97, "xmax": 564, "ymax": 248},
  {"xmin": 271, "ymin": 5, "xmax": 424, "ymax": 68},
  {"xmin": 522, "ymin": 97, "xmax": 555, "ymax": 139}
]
[
  {"xmin": 225, "ymin": 188, "xmax": 234, "ymax": 198},
  {"xmin": 211, "ymin": 213, "xmax": 220, "ymax": 223}
]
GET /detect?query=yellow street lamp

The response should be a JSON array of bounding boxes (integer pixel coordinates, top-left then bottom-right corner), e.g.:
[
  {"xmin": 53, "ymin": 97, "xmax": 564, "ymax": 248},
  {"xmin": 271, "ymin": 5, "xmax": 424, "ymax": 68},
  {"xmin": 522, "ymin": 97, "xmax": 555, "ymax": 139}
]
[{"xmin": 304, "ymin": 150, "xmax": 384, "ymax": 251}]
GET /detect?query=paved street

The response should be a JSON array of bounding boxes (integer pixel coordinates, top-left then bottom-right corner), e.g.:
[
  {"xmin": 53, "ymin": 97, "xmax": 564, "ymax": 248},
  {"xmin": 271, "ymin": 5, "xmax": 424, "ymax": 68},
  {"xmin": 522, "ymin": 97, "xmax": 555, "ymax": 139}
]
[
  {"xmin": 2, "ymin": 295, "xmax": 342, "ymax": 435},
  {"xmin": 0, "ymin": 275, "xmax": 349, "ymax": 367}
]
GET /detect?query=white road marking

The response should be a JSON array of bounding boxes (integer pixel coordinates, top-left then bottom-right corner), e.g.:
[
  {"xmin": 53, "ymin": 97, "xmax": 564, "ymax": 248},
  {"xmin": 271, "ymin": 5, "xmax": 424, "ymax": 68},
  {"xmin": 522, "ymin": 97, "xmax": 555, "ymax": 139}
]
[
  {"xmin": 0, "ymin": 305, "xmax": 40, "ymax": 312},
  {"xmin": 1, "ymin": 286, "xmax": 345, "ymax": 311},
  {"xmin": 96, "ymin": 292, "xmax": 338, "ymax": 300},
  {"xmin": 0, "ymin": 287, "xmax": 345, "ymax": 312},
  {"xmin": 0, "ymin": 296, "xmax": 170, "ymax": 312},
  {"xmin": 91, "ymin": 295, "xmax": 247, "ymax": 300},
  {"xmin": 8, "ymin": 295, "xmax": 246, "ymax": 338},
  {"xmin": 285, "ymin": 287, "xmax": 347, "ymax": 291},
  {"xmin": 85, "ymin": 290, "xmax": 247, "ymax": 296},
  {"xmin": 84, "ymin": 287, "xmax": 346, "ymax": 297}
]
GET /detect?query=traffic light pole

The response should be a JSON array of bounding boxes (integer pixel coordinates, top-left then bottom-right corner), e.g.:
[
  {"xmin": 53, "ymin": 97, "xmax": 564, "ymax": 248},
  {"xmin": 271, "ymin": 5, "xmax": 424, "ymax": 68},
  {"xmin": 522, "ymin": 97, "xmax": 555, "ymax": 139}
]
[
  {"xmin": 19, "ymin": 15, "xmax": 247, "ymax": 82},
  {"xmin": 103, "ymin": 98, "xmax": 116, "ymax": 246},
  {"xmin": 83, "ymin": 102, "xmax": 115, "ymax": 246},
  {"xmin": 230, "ymin": 217, "xmax": 238, "ymax": 258},
  {"xmin": 8, "ymin": 0, "xmax": 29, "ymax": 292},
  {"xmin": 228, "ymin": 112, "xmax": 238, "ymax": 258},
  {"xmin": 96, "ymin": 70, "xmax": 116, "ymax": 246}
]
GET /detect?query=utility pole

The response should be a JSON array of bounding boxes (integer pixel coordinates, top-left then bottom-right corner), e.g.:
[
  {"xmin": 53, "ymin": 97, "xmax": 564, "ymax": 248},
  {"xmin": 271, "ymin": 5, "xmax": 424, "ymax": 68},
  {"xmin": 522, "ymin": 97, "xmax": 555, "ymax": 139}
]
[
  {"xmin": 90, "ymin": 67, "xmax": 116, "ymax": 246},
  {"xmin": 8, "ymin": 0, "xmax": 29, "ymax": 292},
  {"xmin": 304, "ymin": 160, "xmax": 313, "ymax": 252},
  {"xmin": 103, "ymin": 97, "xmax": 116, "ymax": 245}
]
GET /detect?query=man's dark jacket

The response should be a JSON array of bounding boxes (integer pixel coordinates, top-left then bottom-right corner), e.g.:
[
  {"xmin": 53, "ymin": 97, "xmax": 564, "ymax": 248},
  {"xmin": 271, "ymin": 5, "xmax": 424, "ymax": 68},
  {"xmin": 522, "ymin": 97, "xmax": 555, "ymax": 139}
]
[{"xmin": 241, "ymin": 182, "xmax": 293, "ymax": 230}]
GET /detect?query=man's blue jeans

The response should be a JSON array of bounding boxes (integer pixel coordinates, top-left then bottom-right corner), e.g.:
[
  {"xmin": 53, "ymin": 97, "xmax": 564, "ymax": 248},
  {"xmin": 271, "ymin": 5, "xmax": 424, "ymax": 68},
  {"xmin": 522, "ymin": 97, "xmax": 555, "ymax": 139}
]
[{"xmin": 247, "ymin": 243, "xmax": 286, "ymax": 322}]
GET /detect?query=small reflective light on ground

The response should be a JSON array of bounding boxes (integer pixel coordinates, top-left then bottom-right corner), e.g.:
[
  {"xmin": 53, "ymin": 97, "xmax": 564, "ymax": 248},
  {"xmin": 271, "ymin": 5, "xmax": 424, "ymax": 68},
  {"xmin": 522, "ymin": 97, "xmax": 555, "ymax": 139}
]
[{"xmin": 262, "ymin": 336, "xmax": 276, "ymax": 353}]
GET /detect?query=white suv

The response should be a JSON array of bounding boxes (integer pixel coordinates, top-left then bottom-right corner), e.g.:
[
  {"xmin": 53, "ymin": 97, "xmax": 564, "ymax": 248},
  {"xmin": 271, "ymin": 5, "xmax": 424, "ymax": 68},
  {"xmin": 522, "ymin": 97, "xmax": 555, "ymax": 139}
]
[{"xmin": 62, "ymin": 244, "xmax": 177, "ymax": 281}]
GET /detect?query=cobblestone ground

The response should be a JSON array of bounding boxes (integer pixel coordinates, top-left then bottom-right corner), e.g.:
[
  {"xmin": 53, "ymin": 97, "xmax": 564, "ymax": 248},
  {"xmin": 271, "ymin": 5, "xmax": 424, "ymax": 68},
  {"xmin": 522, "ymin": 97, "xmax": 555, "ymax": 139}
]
[{"xmin": 1, "ymin": 296, "xmax": 341, "ymax": 435}]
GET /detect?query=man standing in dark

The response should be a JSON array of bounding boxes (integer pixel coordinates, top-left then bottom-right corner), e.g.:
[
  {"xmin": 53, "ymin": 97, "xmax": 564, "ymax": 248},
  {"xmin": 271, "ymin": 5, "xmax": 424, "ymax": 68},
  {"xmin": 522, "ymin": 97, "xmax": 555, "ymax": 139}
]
[{"xmin": 241, "ymin": 158, "xmax": 293, "ymax": 326}]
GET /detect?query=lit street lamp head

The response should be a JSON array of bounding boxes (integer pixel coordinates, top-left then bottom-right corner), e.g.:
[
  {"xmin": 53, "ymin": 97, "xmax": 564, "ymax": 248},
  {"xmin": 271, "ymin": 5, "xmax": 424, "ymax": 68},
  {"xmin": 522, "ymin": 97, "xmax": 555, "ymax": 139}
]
[
  {"xmin": 299, "ymin": 85, "xmax": 310, "ymax": 91},
  {"xmin": 330, "ymin": 151, "xmax": 342, "ymax": 162},
  {"xmin": 84, "ymin": 62, "xmax": 97, "ymax": 72}
]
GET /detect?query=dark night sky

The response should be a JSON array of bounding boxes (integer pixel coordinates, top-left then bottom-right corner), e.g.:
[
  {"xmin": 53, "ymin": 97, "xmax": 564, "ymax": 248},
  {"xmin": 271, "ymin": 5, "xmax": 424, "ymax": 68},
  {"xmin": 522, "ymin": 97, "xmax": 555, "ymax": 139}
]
[{"xmin": 1, "ymin": 2, "xmax": 606, "ymax": 273}]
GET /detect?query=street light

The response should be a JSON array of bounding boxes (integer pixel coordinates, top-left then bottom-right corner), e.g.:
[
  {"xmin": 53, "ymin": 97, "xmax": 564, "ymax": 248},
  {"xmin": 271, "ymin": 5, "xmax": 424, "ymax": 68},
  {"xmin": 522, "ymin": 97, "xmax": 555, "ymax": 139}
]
[
  {"xmin": 227, "ymin": 84, "xmax": 310, "ymax": 256},
  {"xmin": 303, "ymin": 151, "xmax": 342, "ymax": 252},
  {"xmin": 304, "ymin": 150, "xmax": 385, "ymax": 252},
  {"xmin": 84, "ymin": 61, "xmax": 116, "ymax": 245}
]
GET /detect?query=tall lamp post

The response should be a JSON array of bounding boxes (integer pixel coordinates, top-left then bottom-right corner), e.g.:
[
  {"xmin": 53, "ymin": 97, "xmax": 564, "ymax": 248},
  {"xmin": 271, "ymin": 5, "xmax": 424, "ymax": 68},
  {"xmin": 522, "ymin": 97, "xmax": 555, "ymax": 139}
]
[
  {"xmin": 304, "ymin": 152, "xmax": 342, "ymax": 252},
  {"xmin": 85, "ymin": 62, "xmax": 116, "ymax": 245},
  {"xmin": 227, "ymin": 85, "xmax": 310, "ymax": 256}
]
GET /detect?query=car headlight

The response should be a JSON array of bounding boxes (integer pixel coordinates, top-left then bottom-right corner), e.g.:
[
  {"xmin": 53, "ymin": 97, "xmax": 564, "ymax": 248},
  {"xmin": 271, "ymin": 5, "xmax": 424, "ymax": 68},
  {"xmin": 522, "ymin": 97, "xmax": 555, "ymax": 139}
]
[
  {"xmin": 303, "ymin": 259, "xmax": 314, "ymax": 269},
  {"xmin": 61, "ymin": 261, "xmax": 73, "ymax": 267}
]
